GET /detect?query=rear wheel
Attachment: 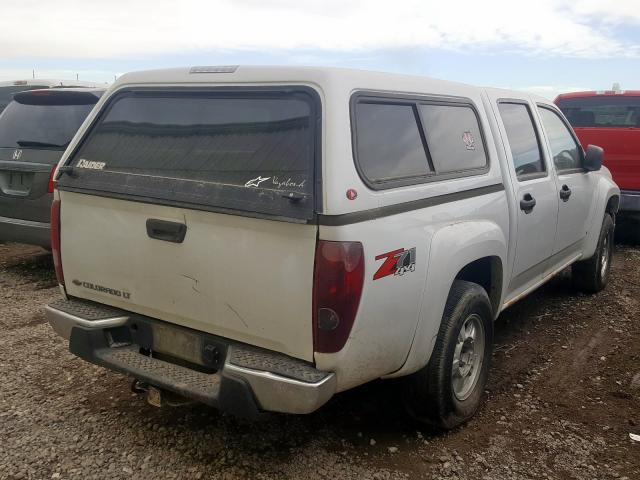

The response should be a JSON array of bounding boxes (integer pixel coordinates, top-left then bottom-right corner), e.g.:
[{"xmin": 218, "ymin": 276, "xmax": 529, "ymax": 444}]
[
  {"xmin": 572, "ymin": 214, "xmax": 614, "ymax": 293},
  {"xmin": 403, "ymin": 280, "xmax": 493, "ymax": 429}
]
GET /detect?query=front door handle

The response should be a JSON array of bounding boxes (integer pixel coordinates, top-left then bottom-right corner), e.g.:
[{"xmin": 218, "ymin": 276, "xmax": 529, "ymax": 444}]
[
  {"xmin": 146, "ymin": 219, "xmax": 187, "ymax": 243},
  {"xmin": 520, "ymin": 193, "xmax": 536, "ymax": 214},
  {"xmin": 559, "ymin": 184, "xmax": 572, "ymax": 201}
]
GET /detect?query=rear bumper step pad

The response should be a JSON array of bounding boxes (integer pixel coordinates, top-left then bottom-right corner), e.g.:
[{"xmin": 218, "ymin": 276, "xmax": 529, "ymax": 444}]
[
  {"xmin": 46, "ymin": 297, "xmax": 336, "ymax": 416},
  {"xmin": 96, "ymin": 345, "xmax": 221, "ymax": 407},
  {"xmin": 45, "ymin": 297, "xmax": 129, "ymax": 341}
]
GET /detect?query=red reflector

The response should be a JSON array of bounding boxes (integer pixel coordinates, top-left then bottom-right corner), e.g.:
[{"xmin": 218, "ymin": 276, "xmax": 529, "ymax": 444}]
[
  {"xmin": 51, "ymin": 199, "xmax": 64, "ymax": 285},
  {"xmin": 312, "ymin": 240, "xmax": 364, "ymax": 353},
  {"xmin": 47, "ymin": 167, "xmax": 56, "ymax": 193}
]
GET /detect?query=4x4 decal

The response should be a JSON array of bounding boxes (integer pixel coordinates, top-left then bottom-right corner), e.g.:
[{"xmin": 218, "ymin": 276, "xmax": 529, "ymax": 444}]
[{"xmin": 373, "ymin": 247, "xmax": 416, "ymax": 280}]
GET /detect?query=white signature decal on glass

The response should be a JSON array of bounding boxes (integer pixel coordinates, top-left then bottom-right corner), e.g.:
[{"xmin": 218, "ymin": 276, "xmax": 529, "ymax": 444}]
[
  {"xmin": 244, "ymin": 176, "xmax": 271, "ymax": 187},
  {"xmin": 272, "ymin": 176, "xmax": 307, "ymax": 189}
]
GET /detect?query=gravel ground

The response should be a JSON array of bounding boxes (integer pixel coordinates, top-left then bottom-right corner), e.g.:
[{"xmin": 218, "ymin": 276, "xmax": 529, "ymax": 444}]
[{"xmin": 0, "ymin": 240, "xmax": 639, "ymax": 480}]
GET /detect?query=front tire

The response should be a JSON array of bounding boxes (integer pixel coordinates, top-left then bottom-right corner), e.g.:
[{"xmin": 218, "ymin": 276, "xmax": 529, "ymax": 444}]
[
  {"xmin": 403, "ymin": 280, "xmax": 493, "ymax": 429},
  {"xmin": 572, "ymin": 214, "xmax": 614, "ymax": 293}
]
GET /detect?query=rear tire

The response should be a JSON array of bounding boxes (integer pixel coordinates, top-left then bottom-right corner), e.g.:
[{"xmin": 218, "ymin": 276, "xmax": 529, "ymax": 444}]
[
  {"xmin": 572, "ymin": 214, "xmax": 614, "ymax": 293},
  {"xmin": 403, "ymin": 280, "xmax": 493, "ymax": 430}
]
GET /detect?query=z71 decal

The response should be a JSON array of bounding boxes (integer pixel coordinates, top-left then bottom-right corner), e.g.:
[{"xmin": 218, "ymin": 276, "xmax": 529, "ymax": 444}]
[{"xmin": 373, "ymin": 247, "xmax": 416, "ymax": 280}]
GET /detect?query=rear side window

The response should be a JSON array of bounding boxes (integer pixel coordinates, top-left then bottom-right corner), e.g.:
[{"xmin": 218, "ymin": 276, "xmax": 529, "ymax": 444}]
[
  {"xmin": 60, "ymin": 89, "xmax": 319, "ymax": 221},
  {"xmin": 0, "ymin": 97, "xmax": 95, "ymax": 150},
  {"xmin": 538, "ymin": 107, "xmax": 583, "ymax": 172},
  {"xmin": 419, "ymin": 104, "xmax": 487, "ymax": 174},
  {"xmin": 557, "ymin": 96, "xmax": 640, "ymax": 128},
  {"xmin": 498, "ymin": 102, "xmax": 545, "ymax": 179},
  {"xmin": 355, "ymin": 102, "xmax": 430, "ymax": 182},
  {"xmin": 352, "ymin": 96, "xmax": 488, "ymax": 188}
]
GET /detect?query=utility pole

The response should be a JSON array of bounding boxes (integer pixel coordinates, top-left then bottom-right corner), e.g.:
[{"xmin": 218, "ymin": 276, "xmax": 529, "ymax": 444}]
[
  {"xmin": 32, "ymin": 69, "xmax": 35, "ymax": 79},
  {"xmin": 76, "ymin": 73, "xmax": 79, "ymax": 81}
]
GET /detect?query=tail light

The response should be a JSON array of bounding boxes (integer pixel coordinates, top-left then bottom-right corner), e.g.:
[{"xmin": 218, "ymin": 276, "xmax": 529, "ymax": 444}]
[
  {"xmin": 312, "ymin": 240, "xmax": 364, "ymax": 353},
  {"xmin": 47, "ymin": 166, "xmax": 56, "ymax": 193},
  {"xmin": 51, "ymin": 199, "xmax": 64, "ymax": 285}
]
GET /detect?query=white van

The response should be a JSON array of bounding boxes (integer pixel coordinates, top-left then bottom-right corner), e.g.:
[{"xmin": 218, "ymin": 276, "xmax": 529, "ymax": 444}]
[{"xmin": 46, "ymin": 66, "xmax": 619, "ymax": 428}]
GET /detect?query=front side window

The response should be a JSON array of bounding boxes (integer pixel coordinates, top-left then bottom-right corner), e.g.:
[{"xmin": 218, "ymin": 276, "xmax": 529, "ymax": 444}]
[
  {"xmin": 498, "ymin": 102, "xmax": 545, "ymax": 179},
  {"xmin": 538, "ymin": 107, "xmax": 583, "ymax": 172},
  {"xmin": 355, "ymin": 102, "xmax": 430, "ymax": 184},
  {"xmin": 60, "ymin": 89, "xmax": 318, "ymax": 221}
]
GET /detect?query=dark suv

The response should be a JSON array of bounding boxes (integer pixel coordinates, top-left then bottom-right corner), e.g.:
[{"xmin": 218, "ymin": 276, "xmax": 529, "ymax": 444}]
[{"xmin": 0, "ymin": 88, "xmax": 104, "ymax": 247}]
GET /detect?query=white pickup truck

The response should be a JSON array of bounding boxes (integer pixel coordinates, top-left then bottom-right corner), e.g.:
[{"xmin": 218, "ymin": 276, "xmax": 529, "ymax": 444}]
[{"xmin": 46, "ymin": 66, "xmax": 620, "ymax": 429}]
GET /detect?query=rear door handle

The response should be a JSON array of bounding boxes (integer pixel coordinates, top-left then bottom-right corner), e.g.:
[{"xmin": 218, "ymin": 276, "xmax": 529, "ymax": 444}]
[
  {"xmin": 519, "ymin": 193, "xmax": 536, "ymax": 214},
  {"xmin": 146, "ymin": 219, "xmax": 187, "ymax": 243},
  {"xmin": 559, "ymin": 184, "xmax": 572, "ymax": 201}
]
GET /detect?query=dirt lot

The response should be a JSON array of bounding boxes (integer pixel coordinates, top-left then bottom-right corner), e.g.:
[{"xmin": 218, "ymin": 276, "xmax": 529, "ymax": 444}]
[{"xmin": 0, "ymin": 240, "xmax": 638, "ymax": 480}]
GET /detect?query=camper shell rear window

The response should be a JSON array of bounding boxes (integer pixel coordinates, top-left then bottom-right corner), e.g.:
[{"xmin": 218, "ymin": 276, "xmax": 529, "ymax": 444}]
[{"xmin": 58, "ymin": 88, "xmax": 321, "ymax": 222}]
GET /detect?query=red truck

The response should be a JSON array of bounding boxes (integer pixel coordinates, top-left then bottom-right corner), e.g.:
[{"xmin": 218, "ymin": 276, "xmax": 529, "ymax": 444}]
[{"xmin": 555, "ymin": 89, "xmax": 640, "ymax": 233}]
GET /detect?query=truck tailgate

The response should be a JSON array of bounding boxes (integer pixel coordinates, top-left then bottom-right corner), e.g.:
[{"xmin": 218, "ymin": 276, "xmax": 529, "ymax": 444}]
[{"xmin": 60, "ymin": 190, "xmax": 317, "ymax": 361}]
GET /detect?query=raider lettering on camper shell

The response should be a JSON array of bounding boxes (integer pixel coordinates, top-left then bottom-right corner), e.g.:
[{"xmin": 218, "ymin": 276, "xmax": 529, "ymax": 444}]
[{"xmin": 76, "ymin": 159, "xmax": 106, "ymax": 170}]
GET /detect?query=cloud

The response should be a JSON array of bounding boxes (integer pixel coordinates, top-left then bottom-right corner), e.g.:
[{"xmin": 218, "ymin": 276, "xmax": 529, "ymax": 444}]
[
  {"xmin": 0, "ymin": 0, "xmax": 638, "ymax": 59},
  {"xmin": 566, "ymin": 0, "xmax": 640, "ymax": 24}
]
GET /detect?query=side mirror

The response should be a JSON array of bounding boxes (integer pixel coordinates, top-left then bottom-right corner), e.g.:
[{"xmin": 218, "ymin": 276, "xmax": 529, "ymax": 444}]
[{"xmin": 584, "ymin": 144, "xmax": 603, "ymax": 171}]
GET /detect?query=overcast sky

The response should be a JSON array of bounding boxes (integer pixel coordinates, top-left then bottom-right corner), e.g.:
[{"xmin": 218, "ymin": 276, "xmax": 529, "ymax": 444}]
[{"xmin": 2, "ymin": 0, "xmax": 639, "ymax": 98}]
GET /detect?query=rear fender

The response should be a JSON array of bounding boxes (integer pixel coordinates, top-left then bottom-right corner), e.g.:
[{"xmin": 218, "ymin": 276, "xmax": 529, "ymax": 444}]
[{"xmin": 384, "ymin": 220, "xmax": 506, "ymax": 378}]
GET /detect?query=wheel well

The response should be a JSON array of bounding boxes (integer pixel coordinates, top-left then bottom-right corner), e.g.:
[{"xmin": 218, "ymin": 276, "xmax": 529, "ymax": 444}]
[
  {"xmin": 455, "ymin": 256, "xmax": 503, "ymax": 317},
  {"xmin": 606, "ymin": 195, "xmax": 619, "ymax": 217}
]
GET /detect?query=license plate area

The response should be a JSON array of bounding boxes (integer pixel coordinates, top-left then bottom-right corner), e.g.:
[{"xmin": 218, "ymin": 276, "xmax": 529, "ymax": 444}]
[
  {"xmin": 152, "ymin": 322, "xmax": 206, "ymax": 367},
  {"xmin": 118, "ymin": 316, "xmax": 229, "ymax": 371}
]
